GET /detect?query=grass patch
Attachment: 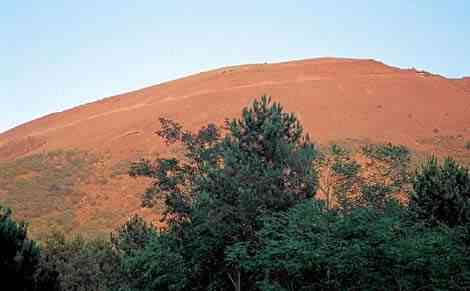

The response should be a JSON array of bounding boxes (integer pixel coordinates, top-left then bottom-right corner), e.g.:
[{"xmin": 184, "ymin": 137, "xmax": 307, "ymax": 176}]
[
  {"xmin": 110, "ymin": 160, "xmax": 132, "ymax": 178},
  {"xmin": 0, "ymin": 150, "xmax": 97, "ymax": 236}
]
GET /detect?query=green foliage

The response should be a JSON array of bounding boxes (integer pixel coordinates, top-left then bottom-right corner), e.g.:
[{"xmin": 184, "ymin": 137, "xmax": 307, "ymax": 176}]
[
  {"xmin": 318, "ymin": 142, "xmax": 411, "ymax": 212},
  {"xmin": 317, "ymin": 143, "xmax": 362, "ymax": 210},
  {"xmin": 0, "ymin": 204, "xmax": 40, "ymax": 291},
  {"xmin": 410, "ymin": 156, "xmax": 470, "ymax": 226},
  {"xmin": 130, "ymin": 117, "xmax": 222, "ymax": 218},
  {"xmin": 111, "ymin": 214, "xmax": 157, "ymax": 255},
  {"xmin": 120, "ymin": 233, "xmax": 188, "ymax": 291},
  {"xmin": 221, "ymin": 95, "xmax": 318, "ymax": 212},
  {"xmin": 37, "ymin": 231, "xmax": 121, "ymax": 291},
  {"xmin": 362, "ymin": 142, "xmax": 410, "ymax": 163},
  {"xmin": 130, "ymin": 96, "xmax": 318, "ymax": 290},
  {"xmin": 361, "ymin": 142, "xmax": 411, "ymax": 192},
  {"xmin": 241, "ymin": 200, "xmax": 470, "ymax": 290},
  {"xmin": 347, "ymin": 142, "xmax": 411, "ymax": 210}
]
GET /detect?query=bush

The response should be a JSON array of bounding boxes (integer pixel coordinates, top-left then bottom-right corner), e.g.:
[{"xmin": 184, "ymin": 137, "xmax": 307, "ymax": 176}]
[
  {"xmin": 130, "ymin": 96, "xmax": 318, "ymax": 290},
  {"xmin": 317, "ymin": 142, "xmax": 411, "ymax": 212},
  {"xmin": 239, "ymin": 200, "xmax": 470, "ymax": 290},
  {"xmin": 111, "ymin": 214, "xmax": 157, "ymax": 255},
  {"xmin": 361, "ymin": 142, "xmax": 411, "ymax": 193},
  {"xmin": 37, "ymin": 231, "xmax": 121, "ymax": 291},
  {"xmin": 120, "ymin": 233, "xmax": 188, "ymax": 291},
  {"xmin": 317, "ymin": 144, "xmax": 362, "ymax": 210},
  {"xmin": 410, "ymin": 157, "xmax": 470, "ymax": 226},
  {"xmin": 0, "ymin": 205, "xmax": 40, "ymax": 290}
]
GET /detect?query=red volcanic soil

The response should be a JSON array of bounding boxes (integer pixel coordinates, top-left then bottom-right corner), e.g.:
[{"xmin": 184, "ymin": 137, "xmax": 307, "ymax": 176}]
[
  {"xmin": 2, "ymin": 58, "xmax": 469, "ymax": 158},
  {"xmin": 1, "ymin": 58, "xmax": 469, "ymax": 237},
  {"xmin": 452, "ymin": 77, "xmax": 470, "ymax": 95}
]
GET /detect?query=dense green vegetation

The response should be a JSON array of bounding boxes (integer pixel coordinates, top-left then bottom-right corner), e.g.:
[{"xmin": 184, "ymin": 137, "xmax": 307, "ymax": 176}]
[
  {"xmin": 0, "ymin": 205, "xmax": 40, "ymax": 290},
  {"xmin": 2, "ymin": 96, "xmax": 470, "ymax": 290}
]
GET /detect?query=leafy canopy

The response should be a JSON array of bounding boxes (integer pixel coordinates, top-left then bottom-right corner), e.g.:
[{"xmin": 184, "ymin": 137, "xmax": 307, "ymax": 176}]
[
  {"xmin": 410, "ymin": 156, "xmax": 470, "ymax": 226},
  {"xmin": 130, "ymin": 96, "xmax": 319, "ymax": 290},
  {"xmin": 0, "ymin": 205, "xmax": 40, "ymax": 291}
]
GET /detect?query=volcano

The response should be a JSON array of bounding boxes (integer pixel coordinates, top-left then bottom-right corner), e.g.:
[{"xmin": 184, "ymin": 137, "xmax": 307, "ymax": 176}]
[{"xmin": 1, "ymin": 58, "xmax": 469, "ymax": 238}]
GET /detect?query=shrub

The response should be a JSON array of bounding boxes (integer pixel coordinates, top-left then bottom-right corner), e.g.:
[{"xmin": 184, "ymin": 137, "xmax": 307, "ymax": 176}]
[
  {"xmin": 0, "ymin": 204, "xmax": 40, "ymax": 290},
  {"xmin": 317, "ymin": 142, "xmax": 411, "ymax": 212},
  {"xmin": 317, "ymin": 144, "xmax": 362, "ymax": 210},
  {"xmin": 111, "ymin": 214, "xmax": 157, "ymax": 255},
  {"xmin": 240, "ymin": 200, "xmax": 470, "ymax": 290},
  {"xmin": 130, "ymin": 96, "xmax": 319, "ymax": 290},
  {"xmin": 37, "ymin": 231, "xmax": 121, "ymax": 291},
  {"xmin": 120, "ymin": 233, "xmax": 188, "ymax": 291},
  {"xmin": 410, "ymin": 157, "xmax": 470, "ymax": 226},
  {"xmin": 361, "ymin": 142, "xmax": 411, "ymax": 191}
]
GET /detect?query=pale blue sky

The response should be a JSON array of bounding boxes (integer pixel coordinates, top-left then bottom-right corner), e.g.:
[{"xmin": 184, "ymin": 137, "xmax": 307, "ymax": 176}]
[{"xmin": 1, "ymin": 1, "xmax": 469, "ymax": 133}]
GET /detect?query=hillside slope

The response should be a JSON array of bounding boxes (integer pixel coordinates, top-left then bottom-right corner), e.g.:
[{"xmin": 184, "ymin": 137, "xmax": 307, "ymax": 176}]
[{"xmin": 1, "ymin": 58, "xmax": 469, "ymax": 238}]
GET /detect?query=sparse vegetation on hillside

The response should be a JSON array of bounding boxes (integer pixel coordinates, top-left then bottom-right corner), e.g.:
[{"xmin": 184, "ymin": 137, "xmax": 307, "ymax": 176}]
[
  {"xmin": 317, "ymin": 143, "xmax": 361, "ymax": 210},
  {"xmin": 0, "ymin": 150, "xmax": 97, "ymax": 238},
  {"xmin": 110, "ymin": 160, "xmax": 133, "ymax": 179},
  {"xmin": 316, "ymin": 142, "xmax": 411, "ymax": 212}
]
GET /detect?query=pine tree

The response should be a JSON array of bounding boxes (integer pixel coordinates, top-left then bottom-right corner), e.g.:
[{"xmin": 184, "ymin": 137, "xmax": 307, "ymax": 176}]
[
  {"xmin": 0, "ymin": 205, "xmax": 40, "ymax": 291},
  {"xmin": 410, "ymin": 157, "xmax": 470, "ymax": 226},
  {"xmin": 131, "ymin": 96, "xmax": 318, "ymax": 290}
]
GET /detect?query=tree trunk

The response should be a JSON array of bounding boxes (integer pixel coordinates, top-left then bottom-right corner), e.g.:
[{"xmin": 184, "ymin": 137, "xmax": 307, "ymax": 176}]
[{"xmin": 228, "ymin": 269, "xmax": 241, "ymax": 291}]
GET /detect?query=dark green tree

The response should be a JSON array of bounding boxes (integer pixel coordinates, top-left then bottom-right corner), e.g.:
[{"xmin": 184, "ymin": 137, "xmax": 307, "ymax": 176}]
[
  {"xmin": 130, "ymin": 117, "xmax": 222, "ymax": 223},
  {"xmin": 410, "ymin": 157, "xmax": 470, "ymax": 227},
  {"xmin": 131, "ymin": 96, "xmax": 319, "ymax": 290},
  {"xmin": 0, "ymin": 205, "xmax": 40, "ymax": 291},
  {"xmin": 111, "ymin": 215, "xmax": 172, "ymax": 291},
  {"xmin": 241, "ymin": 200, "xmax": 470, "ymax": 290},
  {"xmin": 119, "ymin": 233, "xmax": 188, "ymax": 291},
  {"xmin": 37, "ymin": 231, "xmax": 121, "ymax": 291},
  {"xmin": 111, "ymin": 214, "xmax": 157, "ymax": 255}
]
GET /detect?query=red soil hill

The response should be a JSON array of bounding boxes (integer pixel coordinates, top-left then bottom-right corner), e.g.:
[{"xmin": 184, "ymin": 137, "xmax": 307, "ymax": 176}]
[{"xmin": 1, "ymin": 58, "xmax": 469, "ymax": 237}]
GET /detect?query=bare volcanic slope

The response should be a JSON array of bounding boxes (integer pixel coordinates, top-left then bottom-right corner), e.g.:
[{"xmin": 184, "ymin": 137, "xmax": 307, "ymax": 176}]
[
  {"xmin": 453, "ymin": 77, "xmax": 470, "ymax": 95},
  {"xmin": 1, "ymin": 58, "xmax": 469, "ymax": 238}
]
